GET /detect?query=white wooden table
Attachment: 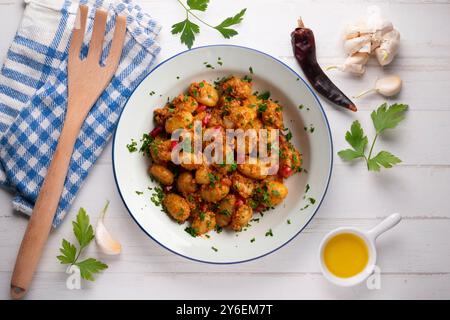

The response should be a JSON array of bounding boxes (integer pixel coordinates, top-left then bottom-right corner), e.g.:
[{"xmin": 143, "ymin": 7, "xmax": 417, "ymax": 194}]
[{"xmin": 1, "ymin": 0, "xmax": 449, "ymax": 300}]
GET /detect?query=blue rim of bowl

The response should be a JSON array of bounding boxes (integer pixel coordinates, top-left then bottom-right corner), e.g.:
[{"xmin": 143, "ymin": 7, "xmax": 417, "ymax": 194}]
[{"xmin": 112, "ymin": 44, "xmax": 333, "ymax": 264}]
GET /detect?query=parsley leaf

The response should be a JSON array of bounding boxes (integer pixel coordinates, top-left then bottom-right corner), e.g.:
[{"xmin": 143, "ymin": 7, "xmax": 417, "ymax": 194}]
[
  {"xmin": 171, "ymin": 19, "xmax": 200, "ymax": 49},
  {"xmin": 371, "ymin": 103, "xmax": 408, "ymax": 134},
  {"xmin": 57, "ymin": 206, "xmax": 108, "ymax": 281},
  {"xmin": 57, "ymin": 239, "xmax": 77, "ymax": 264},
  {"xmin": 338, "ymin": 103, "xmax": 407, "ymax": 172},
  {"xmin": 345, "ymin": 120, "xmax": 367, "ymax": 154},
  {"xmin": 172, "ymin": 1, "xmax": 246, "ymax": 49},
  {"xmin": 72, "ymin": 207, "xmax": 94, "ymax": 249},
  {"xmin": 337, "ymin": 120, "xmax": 367, "ymax": 160},
  {"xmin": 338, "ymin": 149, "xmax": 364, "ymax": 161},
  {"xmin": 214, "ymin": 9, "xmax": 247, "ymax": 39},
  {"xmin": 187, "ymin": 0, "xmax": 209, "ymax": 11},
  {"xmin": 367, "ymin": 151, "xmax": 402, "ymax": 172},
  {"xmin": 75, "ymin": 258, "xmax": 108, "ymax": 282}
]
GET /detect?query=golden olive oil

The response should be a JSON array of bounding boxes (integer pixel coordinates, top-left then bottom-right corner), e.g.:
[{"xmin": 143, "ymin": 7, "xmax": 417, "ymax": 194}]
[{"xmin": 323, "ymin": 233, "xmax": 369, "ymax": 278}]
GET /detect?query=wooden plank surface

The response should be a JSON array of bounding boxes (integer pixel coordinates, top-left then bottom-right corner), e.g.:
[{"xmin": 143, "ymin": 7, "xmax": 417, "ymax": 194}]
[{"xmin": 0, "ymin": 0, "xmax": 449, "ymax": 299}]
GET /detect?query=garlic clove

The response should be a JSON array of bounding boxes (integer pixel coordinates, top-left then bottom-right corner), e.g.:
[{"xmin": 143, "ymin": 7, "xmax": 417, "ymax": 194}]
[
  {"xmin": 344, "ymin": 35, "xmax": 372, "ymax": 55},
  {"xmin": 375, "ymin": 75, "xmax": 402, "ymax": 97},
  {"xmin": 342, "ymin": 63, "xmax": 366, "ymax": 75},
  {"xmin": 354, "ymin": 75, "xmax": 402, "ymax": 98},
  {"xmin": 326, "ymin": 52, "xmax": 369, "ymax": 75},
  {"xmin": 95, "ymin": 201, "xmax": 122, "ymax": 255},
  {"xmin": 348, "ymin": 52, "xmax": 370, "ymax": 65},
  {"xmin": 375, "ymin": 29, "xmax": 400, "ymax": 66}
]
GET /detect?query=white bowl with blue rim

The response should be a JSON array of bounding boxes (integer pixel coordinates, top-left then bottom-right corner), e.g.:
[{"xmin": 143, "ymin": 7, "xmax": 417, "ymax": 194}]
[{"xmin": 113, "ymin": 45, "xmax": 332, "ymax": 264}]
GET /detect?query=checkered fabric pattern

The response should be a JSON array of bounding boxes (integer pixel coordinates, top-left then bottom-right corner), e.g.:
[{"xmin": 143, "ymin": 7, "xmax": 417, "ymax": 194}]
[{"xmin": 0, "ymin": 0, "xmax": 161, "ymax": 227}]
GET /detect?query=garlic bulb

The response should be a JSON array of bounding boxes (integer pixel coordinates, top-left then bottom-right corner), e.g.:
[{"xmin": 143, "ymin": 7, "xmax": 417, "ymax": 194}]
[
  {"xmin": 332, "ymin": 6, "xmax": 400, "ymax": 74},
  {"xmin": 95, "ymin": 201, "xmax": 122, "ymax": 255},
  {"xmin": 354, "ymin": 75, "xmax": 403, "ymax": 98}
]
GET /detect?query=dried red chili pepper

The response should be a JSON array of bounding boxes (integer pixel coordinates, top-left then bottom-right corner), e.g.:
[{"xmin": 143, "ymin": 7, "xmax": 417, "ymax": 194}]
[{"xmin": 291, "ymin": 19, "xmax": 357, "ymax": 112}]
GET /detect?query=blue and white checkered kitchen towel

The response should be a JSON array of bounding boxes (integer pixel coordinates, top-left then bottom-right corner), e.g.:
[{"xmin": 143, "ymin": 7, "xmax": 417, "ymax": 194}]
[{"xmin": 0, "ymin": 0, "xmax": 160, "ymax": 227}]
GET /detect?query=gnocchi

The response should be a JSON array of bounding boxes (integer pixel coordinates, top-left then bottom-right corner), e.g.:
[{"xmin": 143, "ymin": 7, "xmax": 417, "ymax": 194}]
[
  {"xmin": 163, "ymin": 193, "xmax": 190, "ymax": 222},
  {"xmin": 149, "ymin": 164, "xmax": 174, "ymax": 185},
  {"xmin": 145, "ymin": 76, "xmax": 303, "ymax": 237}
]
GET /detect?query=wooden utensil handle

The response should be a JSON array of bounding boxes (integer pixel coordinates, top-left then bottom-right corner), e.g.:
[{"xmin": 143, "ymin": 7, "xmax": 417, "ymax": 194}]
[{"xmin": 10, "ymin": 120, "xmax": 80, "ymax": 299}]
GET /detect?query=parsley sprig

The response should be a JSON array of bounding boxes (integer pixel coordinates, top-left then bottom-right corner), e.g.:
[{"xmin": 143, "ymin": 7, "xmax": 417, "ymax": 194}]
[
  {"xmin": 57, "ymin": 208, "xmax": 107, "ymax": 281},
  {"xmin": 338, "ymin": 103, "xmax": 408, "ymax": 171},
  {"xmin": 172, "ymin": 0, "xmax": 246, "ymax": 49}
]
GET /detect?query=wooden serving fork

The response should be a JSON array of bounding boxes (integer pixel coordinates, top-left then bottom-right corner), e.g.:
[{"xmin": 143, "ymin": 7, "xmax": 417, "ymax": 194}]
[{"xmin": 10, "ymin": 5, "xmax": 126, "ymax": 299}]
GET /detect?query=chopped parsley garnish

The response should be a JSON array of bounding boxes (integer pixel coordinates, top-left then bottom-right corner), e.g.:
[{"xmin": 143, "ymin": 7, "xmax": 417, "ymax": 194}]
[
  {"xmin": 135, "ymin": 190, "xmax": 144, "ymax": 195},
  {"xmin": 298, "ymin": 104, "xmax": 304, "ymax": 110},
  {"xmin": 249, "ymin": 66, "xmax": 254, "ymax": 74},
  {"xmin": 257, "ymin": 91, "xmax": 271, "ymax": 100},
  {"xmin": 285, "ymin": 129, "xmax": 293, "ymax": 141},
  {"xmin": 150, "ymin": 186, "xmax": 164, "ymax": 207},
  {"xmin": 211, "ymin": 246, "xmax": 218, "ymax": 252},
  {"xmin": 139, "ymin": 133, "xmax": 154, "ymax": 156},
  {"xmin": 287, "ymin": 219, "xmax": 291, "ymax": 224},
  {"xmin": 208, "ymin": 173, "xmax": 219, "ymax": 187},
  {"xmin": 126, "ymin": 139, "xmax": 138, "ymax": 153},
  {"xmin": 265, "ymin": 229, "xmax": 273, "ymax": 237},
  {"xmin": 304, "ymin": 125, "xmax": 315, "ymax": 133},
  {"xmin": 149, "ymin": 91, "xmax": 156, "ymax": 96},
  {"xmin": 185, "ymin": 227, "xmax": 198, "ymax": 237},
  {"xmin": 300, "ymin": 197, "xmax": 316, "ymax": 211},
  {"xmin": 250, "ymin": 238, "xmax": 255, "ymax": 243},
  {"xmin": 258, "ymin": 103, "xmax": 267, "ymax": 113},
  {"xmin": 305, "ymin": 184, "xmax": 310, "ymax": 194}
]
